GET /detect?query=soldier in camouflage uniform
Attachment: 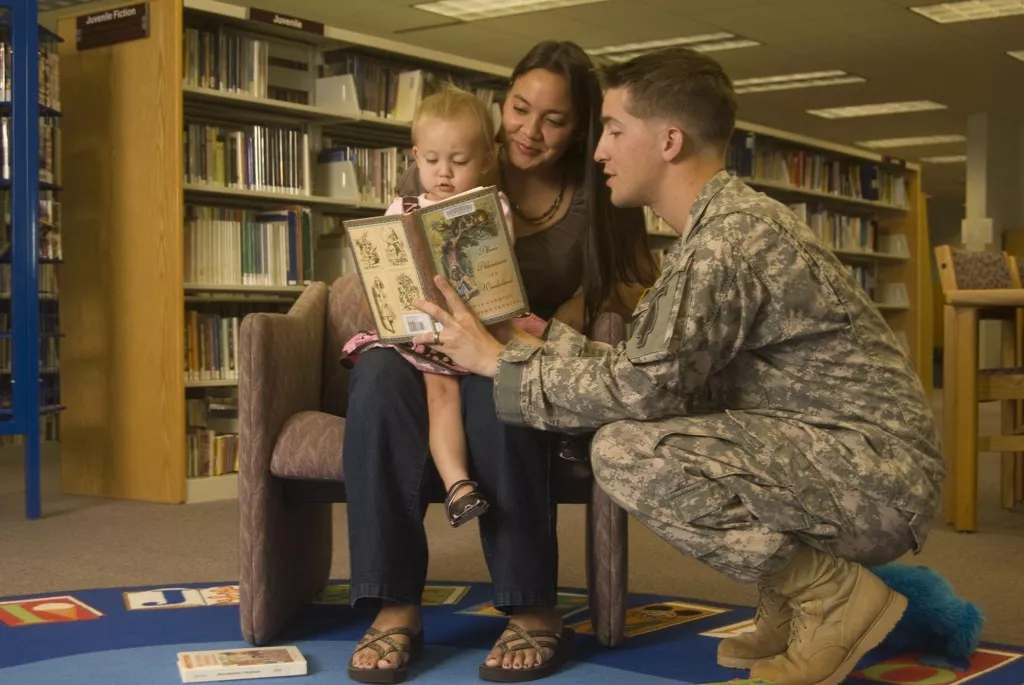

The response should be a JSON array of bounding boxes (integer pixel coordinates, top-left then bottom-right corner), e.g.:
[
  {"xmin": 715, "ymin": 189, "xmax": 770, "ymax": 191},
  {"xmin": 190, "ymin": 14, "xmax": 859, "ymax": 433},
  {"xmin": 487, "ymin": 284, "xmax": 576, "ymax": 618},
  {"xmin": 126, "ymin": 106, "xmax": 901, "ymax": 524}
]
[{"xmin": 412, "ymin": 46, "xmax": 945, "ymax": 685}]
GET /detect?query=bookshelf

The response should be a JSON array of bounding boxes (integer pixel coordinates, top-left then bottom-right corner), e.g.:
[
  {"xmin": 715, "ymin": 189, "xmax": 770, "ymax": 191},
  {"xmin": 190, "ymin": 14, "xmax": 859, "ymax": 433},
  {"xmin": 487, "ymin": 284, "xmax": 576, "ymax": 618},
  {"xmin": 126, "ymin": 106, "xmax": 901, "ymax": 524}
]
[
  {"xmin": 0, "ymin": 1, "xmax": 63, "ymax": 519},
  {"xmin": 55, "ymin": 0, "xmax": 932, "ymax": 504}
]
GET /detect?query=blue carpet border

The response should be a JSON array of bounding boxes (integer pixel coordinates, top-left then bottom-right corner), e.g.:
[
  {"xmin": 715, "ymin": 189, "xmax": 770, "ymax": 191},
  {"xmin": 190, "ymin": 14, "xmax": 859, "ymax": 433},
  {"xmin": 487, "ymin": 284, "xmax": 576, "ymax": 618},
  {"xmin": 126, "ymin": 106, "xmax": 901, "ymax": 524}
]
[{"xmin": 1, "ymin": 580, "xmax": 1022, "ymax": 685}]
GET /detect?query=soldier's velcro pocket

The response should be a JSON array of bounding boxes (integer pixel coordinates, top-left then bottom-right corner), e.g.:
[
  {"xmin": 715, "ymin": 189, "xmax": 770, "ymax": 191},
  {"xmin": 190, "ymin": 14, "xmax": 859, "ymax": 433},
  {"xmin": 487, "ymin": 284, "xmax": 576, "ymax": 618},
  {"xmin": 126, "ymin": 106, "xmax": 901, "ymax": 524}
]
[{"xmin": 625, "ymin": 270, "xmax": 686, "ymax": 365}]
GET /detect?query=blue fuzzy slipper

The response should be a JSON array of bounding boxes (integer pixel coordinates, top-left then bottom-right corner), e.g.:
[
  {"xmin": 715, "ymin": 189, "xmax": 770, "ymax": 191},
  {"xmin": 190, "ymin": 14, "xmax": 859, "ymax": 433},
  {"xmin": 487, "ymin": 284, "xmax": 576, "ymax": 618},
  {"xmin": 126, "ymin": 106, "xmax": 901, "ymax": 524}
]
[{"xmin": 871, "ymin": 563, "xmax": 984, "ymax": 668}]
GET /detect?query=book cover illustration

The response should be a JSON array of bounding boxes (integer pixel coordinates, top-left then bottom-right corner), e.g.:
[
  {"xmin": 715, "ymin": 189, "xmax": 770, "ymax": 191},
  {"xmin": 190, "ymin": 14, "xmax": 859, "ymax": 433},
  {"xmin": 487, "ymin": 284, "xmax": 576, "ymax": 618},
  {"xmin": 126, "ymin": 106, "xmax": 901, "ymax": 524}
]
[
  {"xmin": 570, "ymin": 600, "xmax": 728, "ymax": 638},
  {"xmin": 177, "ymin": 645, "xmax": 306, "ymax": 682},
  {"xmin": 313, "ymin": 583, "xmax": 469, "ymax": 606},
  {"xmin": 344, "ymin": 186, "xmax": 528, "ymax": 343},
  {"xmin": 458, "ymin": 591, "xmax": 589, "ymax": 620}
]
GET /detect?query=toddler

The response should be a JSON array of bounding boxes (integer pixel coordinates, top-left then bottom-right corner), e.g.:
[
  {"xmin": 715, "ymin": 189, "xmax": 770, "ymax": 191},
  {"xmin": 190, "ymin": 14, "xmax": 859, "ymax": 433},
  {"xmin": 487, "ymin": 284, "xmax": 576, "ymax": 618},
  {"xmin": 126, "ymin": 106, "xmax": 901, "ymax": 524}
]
[{"xmin": 341, "ymin": 86, "xmax": 545, "ymax": 528}]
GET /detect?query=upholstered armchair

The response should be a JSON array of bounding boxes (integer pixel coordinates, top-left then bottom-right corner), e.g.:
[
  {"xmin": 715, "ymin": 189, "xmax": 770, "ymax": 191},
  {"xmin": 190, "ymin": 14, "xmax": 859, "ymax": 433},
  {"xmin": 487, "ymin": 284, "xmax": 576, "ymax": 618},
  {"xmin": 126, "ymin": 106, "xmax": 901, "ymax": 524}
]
[{"xmin": 237, "ymin": 274, "xmax": 629, "ymax": 647}]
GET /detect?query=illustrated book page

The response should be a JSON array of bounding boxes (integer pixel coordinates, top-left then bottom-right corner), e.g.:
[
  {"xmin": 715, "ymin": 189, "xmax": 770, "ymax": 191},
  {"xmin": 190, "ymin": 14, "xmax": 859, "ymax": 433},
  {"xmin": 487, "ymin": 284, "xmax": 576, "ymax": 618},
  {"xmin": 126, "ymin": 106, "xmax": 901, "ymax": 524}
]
[{"xmin": 343, "ymin": 185, "xmax": 529, "ymax": 343}]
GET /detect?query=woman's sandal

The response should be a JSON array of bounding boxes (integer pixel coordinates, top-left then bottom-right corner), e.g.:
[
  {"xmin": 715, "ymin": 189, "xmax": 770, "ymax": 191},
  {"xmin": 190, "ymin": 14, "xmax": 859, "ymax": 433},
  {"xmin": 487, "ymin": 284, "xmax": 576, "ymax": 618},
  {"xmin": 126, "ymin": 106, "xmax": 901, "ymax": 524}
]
[
  {"xmin": 347, "ymin": 626, "xmax": 424, "ymax": 684},
  {"xmin": 445, "ymin": 479, "xmax": 490, "ymax": 528},
  {"xmin": 478, "ymin": 623, "xmax": 575, "ymax": 682}
]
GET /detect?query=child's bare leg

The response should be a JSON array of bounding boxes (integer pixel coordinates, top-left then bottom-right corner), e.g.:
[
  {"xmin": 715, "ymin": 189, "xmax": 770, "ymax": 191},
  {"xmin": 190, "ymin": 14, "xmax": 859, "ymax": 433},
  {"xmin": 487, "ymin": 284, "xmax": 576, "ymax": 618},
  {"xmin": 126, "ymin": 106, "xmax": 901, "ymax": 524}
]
[{"xmin": 424, "ymin": 372, "xmax": 489, "ymax": 526}]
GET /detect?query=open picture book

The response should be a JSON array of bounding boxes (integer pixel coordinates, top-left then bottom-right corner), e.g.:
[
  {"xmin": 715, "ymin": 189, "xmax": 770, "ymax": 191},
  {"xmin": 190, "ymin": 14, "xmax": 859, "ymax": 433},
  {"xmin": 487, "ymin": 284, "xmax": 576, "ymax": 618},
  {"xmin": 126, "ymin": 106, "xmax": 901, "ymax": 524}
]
[{"xmin": 343, "ymin": 185, "xmax": 530, "ymax": 343}]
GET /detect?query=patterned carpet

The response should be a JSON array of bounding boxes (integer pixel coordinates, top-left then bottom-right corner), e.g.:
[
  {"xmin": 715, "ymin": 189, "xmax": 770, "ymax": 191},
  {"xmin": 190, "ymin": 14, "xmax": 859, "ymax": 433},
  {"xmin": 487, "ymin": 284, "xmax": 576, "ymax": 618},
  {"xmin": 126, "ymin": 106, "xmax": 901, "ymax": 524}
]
[{"xmin": 1, "ymin": 580, "xmax": 1022, "ymax": 684}]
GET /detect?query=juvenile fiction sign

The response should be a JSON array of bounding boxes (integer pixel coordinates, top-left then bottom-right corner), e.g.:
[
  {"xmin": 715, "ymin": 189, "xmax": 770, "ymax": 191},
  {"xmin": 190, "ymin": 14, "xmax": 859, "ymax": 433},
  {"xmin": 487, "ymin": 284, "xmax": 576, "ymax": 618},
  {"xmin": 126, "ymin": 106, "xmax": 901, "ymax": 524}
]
[{"xmin": 76, "ymin": 2, "xmax": 149, "ymax": 51}]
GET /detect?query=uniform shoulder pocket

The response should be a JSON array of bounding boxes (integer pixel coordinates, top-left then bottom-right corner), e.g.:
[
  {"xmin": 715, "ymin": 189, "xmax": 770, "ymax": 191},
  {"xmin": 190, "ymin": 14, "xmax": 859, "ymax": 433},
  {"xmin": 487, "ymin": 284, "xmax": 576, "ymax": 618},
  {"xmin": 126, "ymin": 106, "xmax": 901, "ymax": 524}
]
[{"xmin": 625, "ymin": 270, "xmax": 686, "ymax": 365}]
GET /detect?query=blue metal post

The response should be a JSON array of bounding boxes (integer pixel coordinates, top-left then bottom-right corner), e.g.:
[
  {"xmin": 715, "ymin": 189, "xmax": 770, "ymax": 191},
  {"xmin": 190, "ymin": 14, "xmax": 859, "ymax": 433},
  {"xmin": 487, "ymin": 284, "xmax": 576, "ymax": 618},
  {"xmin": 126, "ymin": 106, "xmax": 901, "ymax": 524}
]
[{"xmin": 10, "ymin": 0, "xmax": 42, "ymax": 519}]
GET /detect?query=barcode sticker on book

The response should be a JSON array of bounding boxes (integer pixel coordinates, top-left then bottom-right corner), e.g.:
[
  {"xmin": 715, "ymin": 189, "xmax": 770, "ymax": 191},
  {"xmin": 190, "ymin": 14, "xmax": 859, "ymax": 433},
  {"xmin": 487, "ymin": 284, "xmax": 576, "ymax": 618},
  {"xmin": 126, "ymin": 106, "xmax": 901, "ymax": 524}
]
[
  {"xmin": 443, "ymin": 200, "xmax": 475, "ymax": 220},
  {"xmin": 403, "ymin": 314, "xmax": 433, "ymax": 334}
]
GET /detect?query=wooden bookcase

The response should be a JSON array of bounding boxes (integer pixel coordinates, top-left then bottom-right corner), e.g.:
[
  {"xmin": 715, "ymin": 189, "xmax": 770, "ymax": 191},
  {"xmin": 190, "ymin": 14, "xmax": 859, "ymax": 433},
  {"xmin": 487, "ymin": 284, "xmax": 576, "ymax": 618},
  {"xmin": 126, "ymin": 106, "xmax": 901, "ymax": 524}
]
[{"xmin": 55, "ymin": 0, "xmax": 931, "ymax": 504}]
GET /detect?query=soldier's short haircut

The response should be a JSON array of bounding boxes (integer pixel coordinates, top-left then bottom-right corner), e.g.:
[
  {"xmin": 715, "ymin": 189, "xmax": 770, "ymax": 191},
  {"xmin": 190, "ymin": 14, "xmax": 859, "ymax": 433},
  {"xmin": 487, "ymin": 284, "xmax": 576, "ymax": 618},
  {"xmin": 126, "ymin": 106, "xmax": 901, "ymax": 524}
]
[{"xmin": 599, "ymin": 47, "xmax": 737, "ymax": 154}]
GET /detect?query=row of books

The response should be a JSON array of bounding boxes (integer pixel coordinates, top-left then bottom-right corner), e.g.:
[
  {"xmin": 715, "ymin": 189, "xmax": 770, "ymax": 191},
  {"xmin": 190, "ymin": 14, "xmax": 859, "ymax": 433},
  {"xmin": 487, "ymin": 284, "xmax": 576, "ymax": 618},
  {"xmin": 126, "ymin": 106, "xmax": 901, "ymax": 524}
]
[
  {"xmin": 727, "ymin": 133, "xmax": 910, "ymax": 207},
  {"xmin": 183, "ymin": 26, "xmax": 273, "ymax": 100},
  {"xmin": 184, "ymin": 122, "xmax": 310, "ymax": 195},
  {"xmin": 0, "ymin": 263, "xmax": 58, "ymax": 295},
  {"xmin": 0, "ymin": 117, "xmax": 61, "ymax": 184},
  {"xmin": 319, "ymin": 50, "xmax": 503, "ymax": 122},
  {"xmin": 186, "ymin": 428, "xmax": 238, "ymax": 479},
  {"xmin": 788, "ymin": 202, "xmax": 880, "ymax": 254},
  {"xmin": 0, "ymin": 37, "xmax": 60, "ymax": 111},
  {"xmin": 185, "ymin": 310, "xmax": 240, "ymax": 383},
  {"xmin": 0, "ymin": 333, "xmax": 59, "ymax": 373},
  {"xmin": 2, "ymin": 189, "xmax": 61, "ymax": 228},
  {"xmin": 184, "ymin": 205, "xmax": 314, "ymax": 287},
  {"xmin": 315, "ymin": 144, "xmax": 413, "ymax": 206},
  {"xmin": 185, "ymin": 395, "xmax": 238, "ymax": 479}
]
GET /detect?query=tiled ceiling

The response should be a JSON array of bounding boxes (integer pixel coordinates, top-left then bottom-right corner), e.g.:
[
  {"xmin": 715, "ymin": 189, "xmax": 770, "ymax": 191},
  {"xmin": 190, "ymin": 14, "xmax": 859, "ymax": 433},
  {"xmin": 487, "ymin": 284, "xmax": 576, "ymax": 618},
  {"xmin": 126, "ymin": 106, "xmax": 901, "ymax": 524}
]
[{"xmin": 128, "ymin": 0, "xmax": 1024, "ymax": 198}]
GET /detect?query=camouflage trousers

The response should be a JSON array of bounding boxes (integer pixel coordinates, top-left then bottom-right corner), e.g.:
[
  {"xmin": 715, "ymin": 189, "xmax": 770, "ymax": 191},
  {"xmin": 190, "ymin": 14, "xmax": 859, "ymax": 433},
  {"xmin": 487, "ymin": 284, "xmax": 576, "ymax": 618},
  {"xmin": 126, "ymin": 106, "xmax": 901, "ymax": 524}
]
[{"xmin": 590, "ymin": 412, "xmax": 918, "ymax": 584}]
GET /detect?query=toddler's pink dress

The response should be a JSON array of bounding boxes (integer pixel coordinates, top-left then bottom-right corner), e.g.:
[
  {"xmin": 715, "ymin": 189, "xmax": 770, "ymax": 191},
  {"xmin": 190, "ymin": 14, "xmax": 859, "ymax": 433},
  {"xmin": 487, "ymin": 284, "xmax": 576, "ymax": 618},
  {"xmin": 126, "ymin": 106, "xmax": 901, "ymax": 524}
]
[{"xmin": 340, "ymin": 192, "xmax": 547, "ymax": 376}]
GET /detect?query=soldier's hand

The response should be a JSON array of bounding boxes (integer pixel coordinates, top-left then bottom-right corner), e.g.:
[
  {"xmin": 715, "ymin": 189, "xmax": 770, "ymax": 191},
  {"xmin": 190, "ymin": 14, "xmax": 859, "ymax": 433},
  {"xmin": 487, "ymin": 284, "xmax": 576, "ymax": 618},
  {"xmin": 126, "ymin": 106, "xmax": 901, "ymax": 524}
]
[{"xmin": 412, "ymin": 275, "xmax": 505, "ymax": 378}]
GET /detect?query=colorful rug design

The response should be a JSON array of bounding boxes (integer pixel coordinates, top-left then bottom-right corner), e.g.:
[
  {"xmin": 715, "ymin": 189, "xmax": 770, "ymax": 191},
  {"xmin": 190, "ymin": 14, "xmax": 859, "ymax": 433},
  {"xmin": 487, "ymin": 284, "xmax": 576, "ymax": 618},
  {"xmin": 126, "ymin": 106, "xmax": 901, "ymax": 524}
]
[{"xmin": 0, "ymin": 580, "xmax": 1020, "ymax": 684}]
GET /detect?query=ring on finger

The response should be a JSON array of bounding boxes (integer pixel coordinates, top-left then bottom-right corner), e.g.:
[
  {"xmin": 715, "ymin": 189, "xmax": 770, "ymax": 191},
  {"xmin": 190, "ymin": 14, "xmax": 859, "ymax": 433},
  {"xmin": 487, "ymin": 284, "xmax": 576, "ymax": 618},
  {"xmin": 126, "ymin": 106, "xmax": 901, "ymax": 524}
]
[{"xmin": 433, "ymin": 331, "xmax": 441, "ymax": 345}]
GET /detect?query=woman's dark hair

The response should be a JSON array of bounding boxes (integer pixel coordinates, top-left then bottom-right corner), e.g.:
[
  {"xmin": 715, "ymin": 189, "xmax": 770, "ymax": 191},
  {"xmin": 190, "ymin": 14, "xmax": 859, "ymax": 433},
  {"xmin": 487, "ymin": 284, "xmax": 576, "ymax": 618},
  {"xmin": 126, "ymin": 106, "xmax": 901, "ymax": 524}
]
[{"xmin": 508, "ymin": 41, "xmax": 657, "ymax": 329}]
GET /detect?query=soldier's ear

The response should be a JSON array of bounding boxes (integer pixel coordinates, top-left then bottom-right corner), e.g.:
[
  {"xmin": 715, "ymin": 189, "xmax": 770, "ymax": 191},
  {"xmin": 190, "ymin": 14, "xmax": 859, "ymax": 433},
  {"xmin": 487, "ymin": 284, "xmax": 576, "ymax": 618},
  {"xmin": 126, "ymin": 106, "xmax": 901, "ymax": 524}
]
[{"xmin": 661, "ymin": 125, "xmax": 685, "ymax": 162}]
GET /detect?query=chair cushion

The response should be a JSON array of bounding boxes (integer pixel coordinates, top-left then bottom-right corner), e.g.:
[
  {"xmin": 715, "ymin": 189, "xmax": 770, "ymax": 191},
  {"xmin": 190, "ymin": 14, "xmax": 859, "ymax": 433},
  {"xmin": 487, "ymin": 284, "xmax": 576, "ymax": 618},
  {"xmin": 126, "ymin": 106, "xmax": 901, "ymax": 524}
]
[
  {"xmin": 271, "ymin": 411, "xmax": 345, "ymax": 481},
  {"xmin": 270, "ymin": 410, "xmax": 595, "ymax": 502}
]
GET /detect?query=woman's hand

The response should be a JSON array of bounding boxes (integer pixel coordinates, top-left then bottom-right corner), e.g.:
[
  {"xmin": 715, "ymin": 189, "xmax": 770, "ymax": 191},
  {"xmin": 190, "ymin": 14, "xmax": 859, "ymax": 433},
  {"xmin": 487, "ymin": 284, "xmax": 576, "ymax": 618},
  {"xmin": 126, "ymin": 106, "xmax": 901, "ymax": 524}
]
[{"xmin": 412, "ymin": 275, "xmax": 506, "ymax": 378}]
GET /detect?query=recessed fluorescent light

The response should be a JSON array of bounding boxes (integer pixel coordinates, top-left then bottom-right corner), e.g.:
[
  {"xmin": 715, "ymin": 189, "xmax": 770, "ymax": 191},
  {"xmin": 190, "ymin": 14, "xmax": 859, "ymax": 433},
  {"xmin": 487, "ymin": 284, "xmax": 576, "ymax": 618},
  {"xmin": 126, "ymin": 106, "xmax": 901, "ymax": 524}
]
[
  {"xmin": 910, "ymin": 0, "xmax": 1024, "ymax": 24},
  {"xmin": 586, "ymin": 33, "xmax": 760, "ymax": 63},
  {"xmin": 921, "ymin": 154, "xmax": 967, "ymax": 162},
  {"xmin": 807, "ymin": 100, "xmax": 947, "ymax": 119},
  {"xmin": 856, "ymin": 134, "xmax": 966, "ymax": 149},
  {"xmin": 1009, "ymin": 50, "xmax": 1024, "ymax": 60},
  {"xmin": 413, "ymin": 0, "xmax": 609, "ymax": 21},
  {"xmin": 733, "ymin": 70, "xmax": 866, "ymax": 94}
]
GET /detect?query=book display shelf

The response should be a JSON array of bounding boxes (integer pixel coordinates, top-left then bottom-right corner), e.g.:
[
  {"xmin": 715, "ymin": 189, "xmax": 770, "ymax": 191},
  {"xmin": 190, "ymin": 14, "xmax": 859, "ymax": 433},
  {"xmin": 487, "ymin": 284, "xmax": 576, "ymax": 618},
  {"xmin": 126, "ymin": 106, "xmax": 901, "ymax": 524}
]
[
  {"xmin": 55, "ymin": 0, "xmax": 931, "ymax": 505},
  {"xmin": 2, "ymin": 0, "xmax": 64, "ymax": 519}
]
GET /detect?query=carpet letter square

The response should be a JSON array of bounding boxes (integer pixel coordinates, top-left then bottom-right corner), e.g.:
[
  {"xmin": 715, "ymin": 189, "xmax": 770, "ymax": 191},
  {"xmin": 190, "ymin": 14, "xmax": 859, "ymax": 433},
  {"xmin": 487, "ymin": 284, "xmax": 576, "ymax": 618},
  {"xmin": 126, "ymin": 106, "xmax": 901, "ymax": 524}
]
[
  {"xmin": 200, "ymin": 585, "xmax": 240, "ymax": 606},
  {"xmin": 313, "ymin": 584, "xmax": 349, "ymax": 605},
  {"xmin": 0, "ymin": 595, "xmax": 104, "ymax": 627},
  {"xmin": 123, "ymin": 587, "xmax": 207, "ymax": 611},
  {"xmin": 850, "ymin": 648, "xmax": 1023, "ymax": 684},
  {"xmin": 572, "ymin": 600, "xmax": 728, "ymax": 638},
  {"xmin": 458, "ymin": 592, "xmax": 588, "ymax": 619},
  {"xmin": 700, "ymin": 618, "xmax": 757, "ymax": 639},
  {"xmin": 421, "ymin": 585, "xmax": 470, "ymax": 606}
]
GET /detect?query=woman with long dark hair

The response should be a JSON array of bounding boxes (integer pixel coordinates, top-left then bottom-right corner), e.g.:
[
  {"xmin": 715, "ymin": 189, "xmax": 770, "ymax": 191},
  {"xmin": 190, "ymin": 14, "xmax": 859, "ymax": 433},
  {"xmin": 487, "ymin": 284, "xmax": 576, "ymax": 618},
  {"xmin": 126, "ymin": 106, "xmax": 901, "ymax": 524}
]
[{"xmin": 344, "ymin": 40, "xmax": 656, "ymax": 683}]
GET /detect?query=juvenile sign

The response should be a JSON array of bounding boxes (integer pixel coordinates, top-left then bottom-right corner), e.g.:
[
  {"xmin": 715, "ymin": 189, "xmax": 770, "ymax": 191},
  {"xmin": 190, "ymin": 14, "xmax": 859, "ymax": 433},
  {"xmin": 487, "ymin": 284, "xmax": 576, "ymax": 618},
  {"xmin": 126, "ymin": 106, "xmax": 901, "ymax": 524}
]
[{"xmin": 76, "ymin": 2, "xmax": 150, "ymax": 51}]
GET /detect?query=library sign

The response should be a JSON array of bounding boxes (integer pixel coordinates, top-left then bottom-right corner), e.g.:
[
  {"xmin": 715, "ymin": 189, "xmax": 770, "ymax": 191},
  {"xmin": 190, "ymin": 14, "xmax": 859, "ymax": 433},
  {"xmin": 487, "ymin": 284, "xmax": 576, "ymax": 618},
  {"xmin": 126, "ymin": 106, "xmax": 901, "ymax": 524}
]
[
  {"xmin": 76, "ymin": 2, "xmax": 150, "ymax": 51},
  {"xmin": 248, "ymin": 8, "xmax": 325, "ymax": 35}
]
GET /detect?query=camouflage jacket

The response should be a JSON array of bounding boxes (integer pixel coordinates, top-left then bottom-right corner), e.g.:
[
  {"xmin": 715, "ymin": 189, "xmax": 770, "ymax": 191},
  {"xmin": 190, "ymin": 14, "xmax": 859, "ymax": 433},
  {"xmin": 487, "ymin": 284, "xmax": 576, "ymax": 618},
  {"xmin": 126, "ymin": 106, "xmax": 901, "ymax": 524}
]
[{"xmin": 493, "ymin": 170, "xmax": 944, "ymax": 520}]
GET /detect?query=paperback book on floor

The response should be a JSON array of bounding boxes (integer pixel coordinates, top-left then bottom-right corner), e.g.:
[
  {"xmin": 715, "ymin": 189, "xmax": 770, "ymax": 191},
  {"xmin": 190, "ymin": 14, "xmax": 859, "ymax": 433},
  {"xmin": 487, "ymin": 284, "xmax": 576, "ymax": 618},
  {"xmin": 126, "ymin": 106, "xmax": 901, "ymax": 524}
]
[{"xmin": 176, "ymin": 645, "xmax": 307, "ymax": 682}]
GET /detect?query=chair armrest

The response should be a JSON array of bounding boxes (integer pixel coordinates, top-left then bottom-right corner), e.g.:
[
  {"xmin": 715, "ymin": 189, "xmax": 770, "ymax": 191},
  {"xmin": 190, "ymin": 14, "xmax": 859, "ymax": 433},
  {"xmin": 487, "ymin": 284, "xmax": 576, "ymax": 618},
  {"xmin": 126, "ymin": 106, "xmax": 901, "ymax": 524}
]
[
  {"xmin": 239, "ymin": 282, "xmax": 329, "ymax": 481},
  {"xmin": 946, "ymin": 290, "xmax": 1024, "ymax": 307},
  {"xmin": 238, "ymin": 282, "xmax": 331, "ymax": 645}
]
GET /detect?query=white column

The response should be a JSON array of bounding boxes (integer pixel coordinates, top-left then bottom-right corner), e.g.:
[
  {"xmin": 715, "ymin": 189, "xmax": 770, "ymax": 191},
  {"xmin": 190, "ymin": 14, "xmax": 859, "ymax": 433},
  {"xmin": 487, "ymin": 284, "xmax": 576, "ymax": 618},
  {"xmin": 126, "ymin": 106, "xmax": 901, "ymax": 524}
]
[{"xmin": 961, "ymin": 112, "xmax": 1024, "ymax": 367}]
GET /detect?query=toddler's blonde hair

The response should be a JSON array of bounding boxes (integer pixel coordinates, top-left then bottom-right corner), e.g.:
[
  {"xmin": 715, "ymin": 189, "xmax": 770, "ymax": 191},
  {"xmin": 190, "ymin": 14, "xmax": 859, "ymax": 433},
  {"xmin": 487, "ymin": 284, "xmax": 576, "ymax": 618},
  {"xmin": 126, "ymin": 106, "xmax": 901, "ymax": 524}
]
[{"xmin": 412, "ymin": 84, "xmax": 497, "ymax": 152}]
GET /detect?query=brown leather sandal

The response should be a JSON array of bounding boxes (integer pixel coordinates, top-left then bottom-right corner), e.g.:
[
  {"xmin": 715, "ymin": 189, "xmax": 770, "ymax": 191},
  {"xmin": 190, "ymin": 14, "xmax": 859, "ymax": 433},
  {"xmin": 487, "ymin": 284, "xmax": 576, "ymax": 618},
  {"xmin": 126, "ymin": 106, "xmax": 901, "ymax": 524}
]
[
  {"xmin": 445, "ymin": 479, "xmax": 490, "ymax": 528},
  {"xmin": 478, "ymin": 623, "xmax": 575, "ymax": 682},
  {"xmin": 347, "ymin": 626, "xmax": 424, "ymax": 683}
]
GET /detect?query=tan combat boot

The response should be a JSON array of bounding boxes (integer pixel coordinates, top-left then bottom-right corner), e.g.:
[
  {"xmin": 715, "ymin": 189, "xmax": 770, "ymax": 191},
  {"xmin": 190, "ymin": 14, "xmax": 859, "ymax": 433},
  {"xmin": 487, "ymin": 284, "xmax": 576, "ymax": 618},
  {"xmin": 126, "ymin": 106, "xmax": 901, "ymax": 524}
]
[
  {"xmin": 750, "ymin": 543, "xmax": 907, "ymax": 685},
  {"xmin": 717, "ymin": 584, "xmax": 793, "ymax": 668}
]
